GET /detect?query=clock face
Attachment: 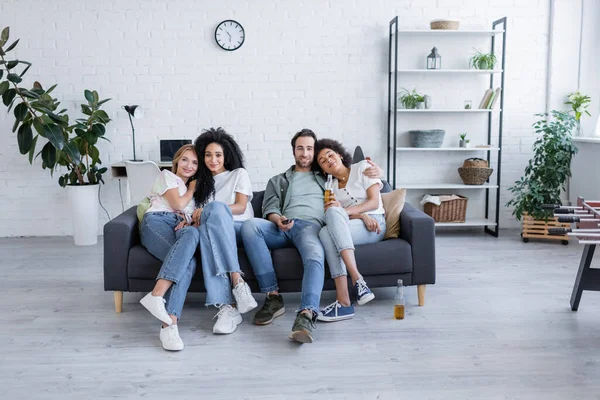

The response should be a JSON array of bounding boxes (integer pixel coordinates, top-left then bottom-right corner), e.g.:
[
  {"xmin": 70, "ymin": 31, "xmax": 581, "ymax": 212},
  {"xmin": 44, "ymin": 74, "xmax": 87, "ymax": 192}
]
[{"xmin": 215, "ymin": 20, "xmax": 245, "ymax": 51}]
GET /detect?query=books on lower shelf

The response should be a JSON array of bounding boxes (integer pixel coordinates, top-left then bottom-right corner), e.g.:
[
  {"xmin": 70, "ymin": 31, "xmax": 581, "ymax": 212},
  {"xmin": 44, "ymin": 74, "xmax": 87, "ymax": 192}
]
[{"xmin": 478, "ymin": 88, "xmax": 501, "ymax": 109}]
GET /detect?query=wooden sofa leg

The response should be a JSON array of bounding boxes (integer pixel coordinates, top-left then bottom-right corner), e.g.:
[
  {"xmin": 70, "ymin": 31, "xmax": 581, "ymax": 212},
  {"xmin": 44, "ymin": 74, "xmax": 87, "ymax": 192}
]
[
  {"xmin": 417, "ymin": 285, "xmax": 426, "ymax": 306},
  {"xmin": 114, "ymin": 291, "xmax": 123, "ymax": 313}
]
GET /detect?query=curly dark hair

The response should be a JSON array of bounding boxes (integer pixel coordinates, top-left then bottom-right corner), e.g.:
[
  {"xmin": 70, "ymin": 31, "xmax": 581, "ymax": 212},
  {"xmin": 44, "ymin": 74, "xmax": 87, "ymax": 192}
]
[
  {"xmin": 313, "ymin": 139, "xmax": 353, "ymax": 173},
  {"xmin": 193, "ymin": 127, "xmax": 245, "ymax": 206}
]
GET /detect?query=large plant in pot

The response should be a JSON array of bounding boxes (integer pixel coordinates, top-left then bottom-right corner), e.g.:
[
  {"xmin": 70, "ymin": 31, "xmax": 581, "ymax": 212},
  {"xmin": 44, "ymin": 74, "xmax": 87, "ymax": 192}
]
[
  {"xmin": 506, "ymin": 111, "xmax": 578, "ymax": 223},
  {"xmin": 0, "ymin": 27, "xmax": 111, "ymax": 245}
]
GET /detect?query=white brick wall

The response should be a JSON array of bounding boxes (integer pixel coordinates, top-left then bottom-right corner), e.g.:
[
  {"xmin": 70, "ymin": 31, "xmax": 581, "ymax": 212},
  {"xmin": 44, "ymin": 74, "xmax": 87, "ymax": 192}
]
[{"xmin": 0, "ymin": 0, "xmax": 550, "ymax": 237}]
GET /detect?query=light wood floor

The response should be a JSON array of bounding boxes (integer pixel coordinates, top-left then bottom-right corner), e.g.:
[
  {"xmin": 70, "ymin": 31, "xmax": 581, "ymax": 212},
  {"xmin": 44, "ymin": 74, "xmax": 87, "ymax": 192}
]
[{"xmin": 1, "ymin": 232, "xmax": 599, "ymax": 400}]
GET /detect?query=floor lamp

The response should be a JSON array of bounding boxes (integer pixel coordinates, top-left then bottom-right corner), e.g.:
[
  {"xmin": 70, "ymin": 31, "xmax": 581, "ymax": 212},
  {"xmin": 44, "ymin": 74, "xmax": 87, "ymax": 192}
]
[{"xmin": 123, "ymin": 105, "xmax": 144, "ymax": 161}]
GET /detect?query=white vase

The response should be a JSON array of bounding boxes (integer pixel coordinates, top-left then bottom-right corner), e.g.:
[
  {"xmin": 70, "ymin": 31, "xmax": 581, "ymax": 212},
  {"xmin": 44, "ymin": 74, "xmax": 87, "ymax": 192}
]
[{"xmin": 66, "ymin": 184, "xmax": 99, "ymax": 246}]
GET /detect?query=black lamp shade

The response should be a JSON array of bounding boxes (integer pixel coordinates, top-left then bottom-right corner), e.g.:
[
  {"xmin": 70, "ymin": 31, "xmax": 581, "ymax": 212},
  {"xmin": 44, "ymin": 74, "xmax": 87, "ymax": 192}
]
[{"xmin": 124, "ymin": 105, "xmax": 142, "ymax": 118}]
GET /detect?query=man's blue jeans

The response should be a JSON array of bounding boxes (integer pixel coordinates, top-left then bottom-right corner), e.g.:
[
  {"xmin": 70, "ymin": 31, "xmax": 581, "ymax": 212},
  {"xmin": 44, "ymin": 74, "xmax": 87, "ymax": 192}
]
[
  {"xmin": 140, "ymin": 212, "xmax": 199, "ymax": 319},
  {"xmin": 241, "ymin": 218, "xmax": 324, "ymax": 315}
]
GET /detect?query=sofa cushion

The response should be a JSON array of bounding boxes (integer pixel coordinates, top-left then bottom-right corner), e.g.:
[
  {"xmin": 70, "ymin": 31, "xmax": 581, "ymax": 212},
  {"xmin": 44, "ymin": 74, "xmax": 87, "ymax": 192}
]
[
  {"xmin": 251, "ymin": 191, "xmax": 264, "ymax": 218},
  {"xmin": 382, "ymin": 188, "xmax": 407, "ymax": 239}
]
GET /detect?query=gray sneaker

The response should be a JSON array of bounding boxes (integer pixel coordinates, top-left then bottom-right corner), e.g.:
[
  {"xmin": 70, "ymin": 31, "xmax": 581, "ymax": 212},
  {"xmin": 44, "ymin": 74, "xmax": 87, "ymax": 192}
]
[
  {"xmin": 289, "ymin": 312, "xmax": 316, "ymax": 343},
  {"xmin": 253, "ymin": 294, "xmax": 285, "ymax": 325}
]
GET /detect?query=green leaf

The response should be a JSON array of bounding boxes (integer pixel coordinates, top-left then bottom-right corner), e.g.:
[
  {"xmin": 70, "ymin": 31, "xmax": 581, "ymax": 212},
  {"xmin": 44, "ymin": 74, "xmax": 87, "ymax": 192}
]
[
  {"xmin": 58, "ymin": 175, "xmax": 66, "ymax": 187},
  {"xmin": 32, "ymin": 81, "xmax": 42, "ymax": 90},
  {"xmin": 7, "ymin": 73, "xmax": 21, "ymax": 83},
  {"xmin": 98, "ymin": 167, "xmax": 107, "ymax": 174},
  {"xmin": 62, "ymin": 141, "xmax": 81, "ymax": 165},
  {"xmin": 14, "ymin": 102, "xmax": 28, "ymax": 121},
  {"xmin": 0, "ymin": 70, "xmax": 3, "ymax": 80},
  {"xmin": 6, "ymin": 60, "xmax": 18, "ymax": 69},
  {"xmin": 97, "ymin": 98, "xmax": 111, "ymax": 106},
  {"xmin": 81, "ymin": 104, "xmax": 92, "ymax": 115},
  {"xmin": 91, "ymin": 124, "xmax": 106, "ymax": 137},
  {"xmin": 12, "ymin": 119, "xmax": 19, "ymax": 133},
  {"xmin": 84, "ymin": 89, "xmax": 94, "ymax": 104},
  {"xmin": 0, "ymin": 81, "xmax": 8, "ymax": 96},
  {"xmin": 41, "ymin": 142, "xmax": 57, "ymax": 169},
  {"xmin": 46, "ymin": 84, "xmax": 57, "ymax": 94},
  {"xmin": 28, "ymin": 135, "xmax": 38, "ymax": 164},
  {"xmin": 36, "ymin": 121, "xmax": 65, "ymax": 151},
  {"xmin": 2, "ymin": 88, "xmax": 16, "ymax": 106},
  {"xmin": 89, "ymin": 145, "xmax": 100, "ymax": 164},
  {"xmin": 18, "ymin": 89, "xmax": 40, "ymax": 99},
  {"xmin": 4, "ymin": 38, "xmax": 19, "ymax": 52},
  {"xmin": 19, "ymin": 63, "xmax": 31, "ymax": 77},
  {"xmin": 0, "ymin": 27, "xmax": 9, "ymax": 47},
  {"xmin": 17, "ymin": 123, "xmax": 33, "ymax": 154},
  {"xmin": 92, "ymin": 90, "xmax": 99, "ymax": 104},
  {"xmin": 94, "ymin": 110, "xmax": 110, "ymax": 123}
]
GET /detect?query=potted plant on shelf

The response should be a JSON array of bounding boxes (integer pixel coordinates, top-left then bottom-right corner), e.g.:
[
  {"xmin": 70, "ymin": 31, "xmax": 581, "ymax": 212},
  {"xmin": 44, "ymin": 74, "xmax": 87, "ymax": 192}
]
[
  {"xmin": 0, "ymin": 26, "xmax": 111, "ymax": 246},
  {"xmin": 565, "ymin": 91, "xmax": 591, "ymax": 136},
  {"xmin": 506, "ymin": 111, "xmax": 578, "ymax": 245},
  {"xmin": 469, "ymin": 49, "xmax": 497, "ymax": 70},
  {"xmin": 459, "ymin": 133, "xmax": 470, "ymax": 148},
  {"xmin": 398, "ymin": 88, "xmax": 425, "ymax": 109}
]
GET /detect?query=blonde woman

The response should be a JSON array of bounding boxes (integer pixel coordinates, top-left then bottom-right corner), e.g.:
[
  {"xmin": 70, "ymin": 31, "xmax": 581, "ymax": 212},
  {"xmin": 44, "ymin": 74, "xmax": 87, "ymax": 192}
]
[{"xmin": 139, "ymin": 144, "xmax": 200, "ymax": 351}]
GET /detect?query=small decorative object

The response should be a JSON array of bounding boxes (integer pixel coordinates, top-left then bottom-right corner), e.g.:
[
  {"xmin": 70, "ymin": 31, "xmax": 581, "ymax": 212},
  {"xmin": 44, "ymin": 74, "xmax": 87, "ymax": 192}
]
[
  {"xmin": 458, "ymin": 158, "xmax": 494, "ymax": 185},
  {"xmin": 215, "ymin": 20, "xmax": 245, "ymax": 51},
  {"xmin": 506, "ymin": 111, "xmax": 578, "ymax": 221},
  {"xmin": 424, "ymin": 94, "xmax": 432, "ymax": 109},
  {"xmin": 459, "ymin": 133, "xmax": 469, "ymax": 148},
  {"xmin": 464, "ymin": 100, "xmax": 472, "ymax": 109},
  {"xmin": 426, "ymin": 47, "xmax": 441, "ymax": 70},
  {"xmin": 565, "ymin": 91, "xmax": 591, "ymax": 136},
  {"xmin": 123, "ymin": 105, "xmax": 144, "ymax": 161},
  {"xmin": 409, "ymin": 129, "xmax": 445, "ymax": 148},
  {"xmin": 417, "ymin": 101, "xmax": 425, "ymax": 109},
  {"xmin": 469, "ymin": 49, "xmax": 497, "ymax": 70},
  {"xmin": 430, "ymin": 19, "xmax": 460, "ymax": 30},
  {"xmin": 398, "ymin": 88, "xmax": 425, "ymax": 109}
]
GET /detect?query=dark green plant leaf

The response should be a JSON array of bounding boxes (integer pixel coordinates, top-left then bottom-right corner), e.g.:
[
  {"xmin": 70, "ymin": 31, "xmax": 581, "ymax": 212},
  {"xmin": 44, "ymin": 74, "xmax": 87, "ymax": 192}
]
[
  {"xmin": 62, "ymin": 141, "xmax": 81, "ymax": 165},
  {"xmin": 6, "ymin": 60, "xmax": 18, "ymax": 69},
  {"xmin": 97, "ymin": 98, "xmax": 111, "ymax": 106},
  {"xmin": 19, "ymin": 63, "xmax": 31, "ymax": 77},
  {"xmin": 58, "ymin": 175, "xmax": 66, "ymax": 187},
  {"xmin": 14, "ymin": 102, "xmax": 28, "ymax": 121},
  {"xmin": 28, "ymin": 134, "xmax": 38, "ymax": 164},
  {"xmin": 41, "ymin": 142, "xmax": 57, "ymax": 169},
  {"xmin": 0, "ymin": 27, "xmax": 9, "ymax": 47},
  {"xmin": 93, "ymin": 110, "xmax": 110, "ymax": 123},
  {"xmin": 46, "ymin": 84, "xmax": 57, "ymax": 94},
  {"xmin": 33, "ymin": 81, "xmax": 42, "ymax": 90},
  {"xmin": 83, "ymin": 131, "xmax": 98, "ymax": 145},
  {"xmin": 0, "ymin": 81, "xmax": 8, "ymax": 96},
  {"xmin": 38, "ymin": 122, "xmax": 65, "ymax": 150},
  {"xmin": 84, "ymin": 90, "xmax": 94, "ymax": 104},
  {"xmin": 81, "ymin": 104, "xmax": 92, "ymax": 115},
  {"xmin": 0, "ymin": 70, "xmax": 3, "ymax": 80},
  {"xmin": 98, "ymin": 167, "xmax": 107, "ymax": 174},
  {"xmin": 2, "ymin": 88, "xmax": 16, "ymax": 106},
  {"xmin": 7, "ymin": 73, "xmax": 22, "ymax": 83},
  {"xmin": 91, "ymin": 124, "xmax": 106, "ymax": 136},
  {"xmin": 17, "ymin": 123, "xmax": 33, "ymax": 154},
  {"xmin": 4, "ymin": 38, "xmax": 19, "ymax": 52},
  {"xmin": 12, "ymin": 118, "xmax": 19, "ymax": 133},
  {"xmin": 18, "ymin": 89, "xmax": 40, "ymax": 99},
  {"xmin": 89, "ymin": 145, "xmax": 100, "ymax": 164}
]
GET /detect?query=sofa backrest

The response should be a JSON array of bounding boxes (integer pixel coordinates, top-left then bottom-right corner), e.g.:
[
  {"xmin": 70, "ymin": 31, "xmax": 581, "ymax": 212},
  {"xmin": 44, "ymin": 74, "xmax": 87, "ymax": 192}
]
[{"xmin": 251, "ymin": 191, "xmax": 265, "ymax": 218}]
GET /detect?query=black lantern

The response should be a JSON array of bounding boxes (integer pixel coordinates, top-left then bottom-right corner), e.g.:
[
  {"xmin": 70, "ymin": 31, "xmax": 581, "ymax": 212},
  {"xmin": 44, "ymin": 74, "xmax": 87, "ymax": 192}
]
[{"xmin": 427, "ymin": 47, "xmax": 441, "ymax": 70}]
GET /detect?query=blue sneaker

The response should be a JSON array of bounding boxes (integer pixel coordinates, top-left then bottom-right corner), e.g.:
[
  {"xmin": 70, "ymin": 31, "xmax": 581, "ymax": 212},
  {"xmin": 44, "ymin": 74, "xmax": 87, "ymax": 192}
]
[
  {"xmin": 355, "ymin": 279, "xmax": 375, "ymax": 305},
  {"xmin": 317, "ymin": 301, "xmax": 355, "ymax": 322}
]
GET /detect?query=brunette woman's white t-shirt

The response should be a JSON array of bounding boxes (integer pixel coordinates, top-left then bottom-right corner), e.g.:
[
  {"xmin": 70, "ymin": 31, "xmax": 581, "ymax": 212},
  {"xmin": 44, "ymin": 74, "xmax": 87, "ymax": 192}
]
[
  {"xmin": 210, "ymin": 168, "xmax": 254, "ymax": 221},
  {"xmin": 146, "ymin": 170, "xmax": 195, "ymax": 218},
  {"xmin": 332, "ymin": 160, "xmax": 385, "ymax": 215}
]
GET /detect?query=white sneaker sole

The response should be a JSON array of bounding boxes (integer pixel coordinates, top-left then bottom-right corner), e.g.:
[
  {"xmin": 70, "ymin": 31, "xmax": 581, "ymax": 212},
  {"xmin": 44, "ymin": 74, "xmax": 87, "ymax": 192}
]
[
  {"xmin": 357, "ymin": 292, "xmax": 375, "ymax": 306},
  {"xmin": 289, "ymin": 329, "xmax": 313, "ymax": 343},
  {"xmin": 236, "ymin": 297, "xmax": 258, "ymax": 314},
  {"xmin": 140, "ymin": 293, "xmax": 173, "ymax": 325},
  {"xmin": 317, "ymin": 313, "xmax": 355, "ymax": 322},
  {"xmin": 213, "ymin": 314, "xmax": 243, "ymax": 335},
  {"xmin": 161, "ymin": 342, "xmax": 184, "ymax": 351}
]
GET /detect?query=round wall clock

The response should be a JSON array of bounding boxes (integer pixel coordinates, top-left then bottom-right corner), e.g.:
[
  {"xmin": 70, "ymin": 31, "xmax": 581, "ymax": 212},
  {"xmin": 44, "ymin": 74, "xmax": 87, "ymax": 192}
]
[{"xmin": 215, "ymin": 20, "xmax": 245, "ymax": 51}]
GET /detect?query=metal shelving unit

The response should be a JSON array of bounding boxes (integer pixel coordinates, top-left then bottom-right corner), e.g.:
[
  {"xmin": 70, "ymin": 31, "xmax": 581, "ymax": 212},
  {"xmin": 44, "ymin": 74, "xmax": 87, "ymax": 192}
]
[{"xmin": 386, "ymin": 17, "xmax": 507, "ymax": 236}]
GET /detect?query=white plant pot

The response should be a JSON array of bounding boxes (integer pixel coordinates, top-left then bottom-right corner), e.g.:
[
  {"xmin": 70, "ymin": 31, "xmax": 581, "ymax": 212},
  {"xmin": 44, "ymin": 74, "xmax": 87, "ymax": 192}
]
[{"xmin": 66, "ymin": 184, "xmax": 99, "ymax": 246}]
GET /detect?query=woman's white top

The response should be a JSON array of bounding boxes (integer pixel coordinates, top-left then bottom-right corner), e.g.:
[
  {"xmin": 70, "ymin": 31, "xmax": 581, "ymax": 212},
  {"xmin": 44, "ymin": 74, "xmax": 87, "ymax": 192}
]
[
  {"xmin": 332, "ymin": 160, "xmax": 385, "ymax": 215},
  {"xmin": 210, "ymin": 168, "xmax": 254, "ymax": 221},
  {"xmin": 146, "ymin": 170, "xmax": 195, "ymax": 218}
]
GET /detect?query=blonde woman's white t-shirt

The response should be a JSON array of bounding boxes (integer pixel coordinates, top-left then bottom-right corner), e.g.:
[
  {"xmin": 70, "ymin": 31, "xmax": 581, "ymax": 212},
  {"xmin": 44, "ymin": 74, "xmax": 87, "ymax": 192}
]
[
  {"xmin": 332, "ymin": 160, "xmax": 385, "ymax": 215},
  {"xmin": 209, "ymin": 168, "xmax": 254, "ymax": 221},
  {"xmin": 146, "ymin": 170, "xmax": 195, "ymax": 218}
]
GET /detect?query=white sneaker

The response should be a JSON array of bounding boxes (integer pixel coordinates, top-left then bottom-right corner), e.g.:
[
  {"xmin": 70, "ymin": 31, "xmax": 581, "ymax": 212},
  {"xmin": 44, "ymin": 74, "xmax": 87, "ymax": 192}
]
[
  {"xmin": 232, "ymin": 279, "xmax": 258, "ymax": 314},
  {"xmin": 159, "ymin": 325, "xmax": 184, "ymax": 351},
  {"xmin": 140, "ymin": 292, "xmax": 172, "ymax": 325},
  {"xmin": 213, "ymin": 305, "xmax": 243, "ymax": 334}
]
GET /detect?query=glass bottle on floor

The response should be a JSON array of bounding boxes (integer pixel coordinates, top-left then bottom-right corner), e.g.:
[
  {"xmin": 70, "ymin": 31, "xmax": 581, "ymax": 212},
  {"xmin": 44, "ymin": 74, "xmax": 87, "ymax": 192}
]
[{"xmin": 393, "ymin": 279, "xmax": 405, "ymax": 320}]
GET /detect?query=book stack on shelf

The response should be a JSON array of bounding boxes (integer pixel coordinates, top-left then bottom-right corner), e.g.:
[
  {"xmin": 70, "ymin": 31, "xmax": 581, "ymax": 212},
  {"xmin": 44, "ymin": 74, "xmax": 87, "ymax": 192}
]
[{"xmin": 478, "ymin": 88, "xmax": 502, "ymax": 109}]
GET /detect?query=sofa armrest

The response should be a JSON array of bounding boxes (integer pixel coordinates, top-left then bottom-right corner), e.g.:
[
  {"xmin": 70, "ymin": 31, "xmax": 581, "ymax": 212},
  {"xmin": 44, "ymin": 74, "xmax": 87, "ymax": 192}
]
[
  {"xmin": 103, "ymin": 206, "xmax": 139, "ymax": 291},
  {"xmin": 399, "ymin": 203, "xmax": 436, "ymax": 285}
]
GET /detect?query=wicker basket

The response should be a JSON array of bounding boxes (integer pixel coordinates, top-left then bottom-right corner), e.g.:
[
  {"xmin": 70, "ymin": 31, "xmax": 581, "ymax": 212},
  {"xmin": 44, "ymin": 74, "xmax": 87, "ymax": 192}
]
[
  {"xmin": 462, "ymin": 158, "xmax": 488, "ymax": 168},
  {"xmin": 458, "ymin": 167, "xmax": 493, "ymax": 185},
  {"xmin": 424, "ymin": 195, "xmax": 468, "ymax": 223},
  {"xmin": 409, "ymin": 129, "xmax": 445, "ymax": 148},
  {"xmin": 430, "ymin": 19, "xmax": 460, "ymax": 30}
]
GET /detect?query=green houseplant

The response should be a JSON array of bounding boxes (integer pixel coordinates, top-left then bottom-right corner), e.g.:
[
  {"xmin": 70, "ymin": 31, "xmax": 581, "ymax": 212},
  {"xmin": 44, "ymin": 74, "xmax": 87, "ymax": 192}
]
[
  {"xmin": 565, "ymin": 91, "xmax": 591, "ymax": 121},
  {"xmin": 0, "ymin": 26, "xmax": 112, "ymax": 245},
  {"xmin": 506, "ymin": 111, "xmax": 578, "ymax": 222},
  {"xmin": 398, "ymin": 88, "xmax": 425, "ymax": 109},
  {"xmin": 469, "ymin": 49, "xmax": 497, "ymax": 70},
  {"xmin": 459, "ymin": 132, "xmax": 470, "ymax": 148}
]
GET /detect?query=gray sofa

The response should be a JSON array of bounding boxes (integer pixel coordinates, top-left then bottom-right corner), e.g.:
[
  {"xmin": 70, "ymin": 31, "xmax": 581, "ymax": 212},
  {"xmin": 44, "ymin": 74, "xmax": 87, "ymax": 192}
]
[{"xmin": 103, "ymin": 191, "xmax": 436, "ymax": 312}]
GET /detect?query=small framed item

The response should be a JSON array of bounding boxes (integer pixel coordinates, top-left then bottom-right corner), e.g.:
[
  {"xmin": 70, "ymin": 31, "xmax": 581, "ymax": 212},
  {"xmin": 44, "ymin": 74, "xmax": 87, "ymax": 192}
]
[{"xmin": 215, "ymin": 20, "xmax": 245, "ymax": 51}]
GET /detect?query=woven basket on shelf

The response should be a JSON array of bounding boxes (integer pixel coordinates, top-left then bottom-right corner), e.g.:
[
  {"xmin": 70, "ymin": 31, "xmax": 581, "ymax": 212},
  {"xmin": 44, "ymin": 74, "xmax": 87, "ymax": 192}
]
[
  {"xmin": 424, "ymin": 195, "xmax": 468, "ymax": 223},
  {"xmin": 458, "ymin": 158, "xmax": 493, "ymax": 185},
  {"xmin": 430, "ymin": 19, "xmax": 460, "ymax": 30}
]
